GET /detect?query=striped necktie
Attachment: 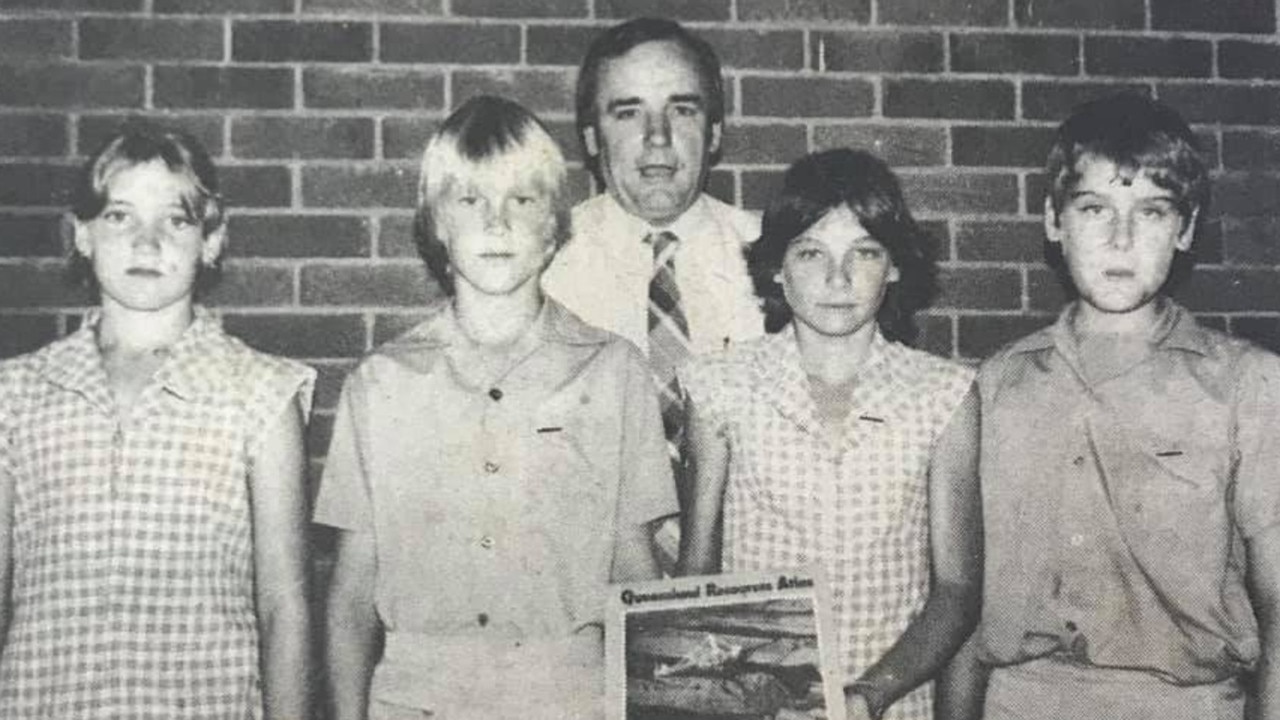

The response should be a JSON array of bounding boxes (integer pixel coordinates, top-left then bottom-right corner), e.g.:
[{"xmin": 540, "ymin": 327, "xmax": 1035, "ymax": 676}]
[{"xmin": 645, "ymin": 230, "xmax": 691, "ymax": 465}]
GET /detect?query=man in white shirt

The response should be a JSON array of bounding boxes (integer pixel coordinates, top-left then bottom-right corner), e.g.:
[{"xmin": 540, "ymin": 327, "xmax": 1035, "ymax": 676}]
[{"xmin": 542, "ymin": 16, "xmax": 764, "ymax": 356}]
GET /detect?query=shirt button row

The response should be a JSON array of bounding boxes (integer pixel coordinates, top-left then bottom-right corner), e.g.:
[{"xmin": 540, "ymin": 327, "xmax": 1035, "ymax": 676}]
[
  {"xmin": 483, "ymin": 461, "xmax": 500, "ymax": 474},
  {"xmin": 1072, "ymin": 456, "xmax": 1085, "ymax": 466},
  {"xmin": 479, "ymin": 535, "xmax": 495, "ymax": 549}
]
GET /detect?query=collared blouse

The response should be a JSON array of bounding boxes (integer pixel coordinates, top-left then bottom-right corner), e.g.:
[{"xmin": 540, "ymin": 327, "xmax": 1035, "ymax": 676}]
[
  {"xmin": 679, "ymin": 328, "xmax": 974, "ymax": 720},
  {"xmin": 0, "ymin": 309, "xmax": 315, "ymax": 720}
]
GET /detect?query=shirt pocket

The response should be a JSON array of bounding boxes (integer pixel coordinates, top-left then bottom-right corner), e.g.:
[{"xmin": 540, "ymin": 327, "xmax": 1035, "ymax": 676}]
[{"xmin": 1114, "ymin": 428, "xmax": 1231, "ymax": 554}]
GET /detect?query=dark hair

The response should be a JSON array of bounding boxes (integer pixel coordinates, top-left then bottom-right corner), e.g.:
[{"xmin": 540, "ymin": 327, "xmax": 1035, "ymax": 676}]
[
  {"xmin": 68, "ymin": 121, "xmax": 225, "ymax": 292},
  {"xmin": 575, "ymin": 17, "xmax": 725, "ymax": 183},
  {"xmin": 1046, "ymin": 93, "xmax": 1209, "ymax": 229},
  {"xmin": 748, "ymin": 148, "xmax": 938, "ymax": 344},
  {"xmin": 414, "ymin": 95, "xmax": 570, "ymax": 296}
]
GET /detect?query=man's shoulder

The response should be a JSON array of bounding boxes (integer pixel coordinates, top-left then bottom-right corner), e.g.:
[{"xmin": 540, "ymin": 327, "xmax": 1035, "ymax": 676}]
[{"xmin": 699, "ymin": 193, "xmax": 760, "ymax": 241}]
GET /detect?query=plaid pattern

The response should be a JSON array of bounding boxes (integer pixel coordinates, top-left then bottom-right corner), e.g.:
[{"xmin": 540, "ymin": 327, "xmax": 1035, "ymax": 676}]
[
  {"xmin": 0, "ymin": 308, "xmax": 314, "ymax": 720},
  {"xmin": 680, "ymin": 328, "xmax": 974, "ymax": 720},
  {"xmin": 645, "ymin": 230, "xmax": 691, "ymax": 462}
]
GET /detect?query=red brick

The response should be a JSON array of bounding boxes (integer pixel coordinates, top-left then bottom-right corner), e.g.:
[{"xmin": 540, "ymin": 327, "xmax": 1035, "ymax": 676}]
[
  {"xmin": 302, "ymin": 0, "xmax": 439, "ymax": 13},
  {"xmin": 0, "ymin": 313, "xmax": 58, "ymax": 359},
  {"xmin": 1222, "ymin": 130, "xmax": 1280, "ymax": 170},
  {"xmin": 383, "ymin": 116, "xmax": 579, "ymax": 163},
  {"xmin": 1157, "ymin": 84, "xmax": 1280, "ymax": 126},
  {"xmin": 951, "ymin": 32, "xmax": 1078, "ymax": 75},
  {"xmin": 914, "ymin": 313, "xmax": 954, "ymax": 359},
  {"xmin": 1220, "ymin": 40, "xmax": 1280, "ymax": 80},
  {"xmin": 157, "ymin": 0, "xmax": 292, "ymax": 11},
  {"xmin": 202, "ymin": 264, "xmax": 293, "ymax": 307},
  {"xmin": 1025, "ymin": 171, "xmax": 1048, "ymax": 214},
  {"xmin": 1213, "ymin": 173, "xmax": 1280, "ymax": 218},
  {"xmin": 815, "ymin": 31, "xmax": 942, "ymax": 73},
  {"xmin": 301, "ymin": 263, "xmax": 436, "ymax": 306},
  {"xmin": 1021, "ymin": 81, "xmax": 1149, "ymax": 120},
  {"xmin": 226, "ymin": 215, "xmax": 372, "ymax": 258},
  {"xmin": 957, "ymin": 314, "xmax": 1053, "ymax": 359},
  {"xmin": 741, "ymin": 169, "xmax": 785, "ymax": 211},
  {"xmin": 1228, "ymin": 317, "xmax": 1280, "ymax": 355},
  {"xmin": 222, "ymin": 313, "xmax": 366, "ymax": 359},
  {"xmin": 1027, "ymin": 265, "xmax": 1070, "ymax": 312},
  {"xmin": 813, "ymin": 124, "xmax": 947, "ymax": 167},
  {"xmin": 0, "ymin": 115, "xmax": 67, "ymax": 157},
  {"xmin": 881, "ymin": 0, "xmax": 1005, "ymax": 25},
  {"xmin": 721, "ymin": 123, "xmax": 806, "ymax": 165},
  {"xmin": 232, "ymin": 117, "xmax": 374, "ymax": 160},
  {"xmin": 956, "ymin": 220, "xmax": 1045, "ymax": 262},
  {"xmin": 0, "ymin": 0, "xmax": 139, "ymax": 9},
  {"xmin": 154, "ymin": 66, "xmax": 293, "ymax": 110},
  {"xmin": 311, "ymin": 360, "xmax": 356, "ymax": 411},
  {"xmin": 0, "ymin": 162, "xmax": 76, "ymax": 208},
  {"xmin": 700, "ymin": 29, "xmax": 804, "ymax": 71},
  {"xmin": 885, "ymin": 79, "xmax": 1014, "ymax": 120},
  {"xmin": 741, "ymin": 77, "xmax": 874, "ymax": 119},
  {"xmin": 376, "ymin": 214, "xmax": 418, "ymax": 258},
  {"xmin": 0, "ymin": 263, "xmax": 90, "ymax": 308},
  {"xmin": 599, "ymin": 0, "xmax": 729, "ymax": 20},
  {"xmin": 1193, "ymin": 216, "xmax": 1225, "ymax": 265},
  {"xmin": 1171, "ymin": 267, "xmax": 1280, "ymax": 312},
  {"xmin": 304, "ymin": 68, "xmax": 444, "ymax": 110},
  {"xmin": 936, "ymin": 266, "xmax": 1022, "ymax": 311},
  {"xmin": 221, "ymin": 165, "xmax": 292, "ymax": 209},
  {"xmin": 0, "ymin": 214, "xmax": 64, "ymax": 257},
  {"xmin": 1015, "ymin": 0, "xmax": 1143, "ymax": 29},
  {"xmin": 526, "ymin": 25, "xmax": 598, "ymax": 66},
  {"xmin": 233, "ymin": 21, "xmax": 371, "ymax": 63},
  {"xmin": 1221, "ymin": 217, "xmax": 1280, "ymax": 266},
  {"xmin": 373, "ymin": 311, "xmax": 434, "ymax": 345},
  {"xmin": 303, "ymin": 165, "xmax": 417, "ymax": 209},
  {"xmin": 81, "ymin": 18, "xmax": 223, "ymax": 62},
  {"xmin": 452, "ymin": 0, "xmax": 586, "ymax": 17},
  {"xmin": 900, "ymin": 172, "xmax": 1020, "ymax": 215},
  {"xmin": 1084, "ymin": 37, "xmax": 1211, "ymax": 78},
  {"xmin": 705, "ymin": 170, "xmax": 735, "ymax": 206},
  {"xmin": 0, "ymin": 64, "xmax": 143, "ymax": 109},
  {"xmin": 738, "ymin": 0, "xmax": 867, "ymax": 22},
  {"xmin": 382, "ymin": 22, "xmax": 520, "ymax": 65},
  {"xmin": 1152, "ymin": 0, "xmax": 1275, "ymax": 34},
  {"xmin": 0, "ymin": 19, "xmax": 72, "ymax": 60},
  {"xmin": 78, "ymin": 114, "xmax": 224, "ymax": 157},
  {"xmin": 952, "ymin": 125, "xmax": 1055, "ymax": 168},
  {"xmin": 1195, "ymin": 130, "xmax": 1221, "ymax": 170},
  {"xmin": 452, "ymin": 69, "xmax": 574, "ymax": 114}
]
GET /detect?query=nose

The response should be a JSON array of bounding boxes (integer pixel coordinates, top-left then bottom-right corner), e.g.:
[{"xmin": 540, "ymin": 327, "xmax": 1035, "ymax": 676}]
[
  {"xmin": 1108, "ymin": 213, "xmax": 1136, "ymax": 251},
  {"xmin": 643, "ymin": 111, "xmax": 672, "ymax": 147},
  {"xmin": 132, "ymin": 222, "xmax": 164, "ymax": 253},
  {"xmin": 827, "ymin": 256, "xmax": 853, "ymax": 289},
  {"xmin": 483, "ymin": 202, "xmax": 511, "ymax": 233}
]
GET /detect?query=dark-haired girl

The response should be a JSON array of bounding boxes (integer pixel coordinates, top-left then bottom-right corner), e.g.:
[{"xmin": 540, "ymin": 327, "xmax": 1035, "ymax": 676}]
[{"xmin": 677, "ymin": 149, "xmax": 981, "ymax": 720}]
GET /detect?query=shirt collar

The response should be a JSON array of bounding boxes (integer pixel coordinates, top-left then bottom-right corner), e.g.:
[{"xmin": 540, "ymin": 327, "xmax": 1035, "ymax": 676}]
[
  {"xmin": 596, "ymin": 191, "xmax": 715, "ymax": 246},
  {"xmin": 1010, "ymin": 298, "xmax": 1213, "ymax": 357},
  {"xmin": 37, "ymin": 306, "xmax": 233, "ymax": 404}
]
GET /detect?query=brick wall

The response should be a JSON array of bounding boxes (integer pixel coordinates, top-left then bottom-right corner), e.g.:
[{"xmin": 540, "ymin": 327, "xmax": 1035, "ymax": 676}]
[{"xmin": 2, "ymin": 0, "xmax": 1279, "ymax": 477}]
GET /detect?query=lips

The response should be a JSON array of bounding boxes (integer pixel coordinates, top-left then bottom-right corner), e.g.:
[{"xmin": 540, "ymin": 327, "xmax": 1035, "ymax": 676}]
[
  {"xmin": 126, "ymin": 268, "xmax": 163, "ymax": 277},
  {"xmin": 1102, "ymin": 268, "xmax": 1135, "ymax": 279},
  {"xmin": 638, "ymin": 164, "xmax": 677, "ymax": 179}
]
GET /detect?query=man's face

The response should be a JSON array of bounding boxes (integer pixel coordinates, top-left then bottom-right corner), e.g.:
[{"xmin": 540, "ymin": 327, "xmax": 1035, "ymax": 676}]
[
  {"xmin": 1047, "ymin": 154, "xmax": 1196, "ymax": 318},
  {"xmin": 585, "ymin": 40, "xmax": 720, "ymax": 227}
]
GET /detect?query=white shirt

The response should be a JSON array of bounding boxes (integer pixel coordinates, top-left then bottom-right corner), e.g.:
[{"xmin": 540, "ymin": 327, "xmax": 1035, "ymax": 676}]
[{"xmin": 543, "ymin": 192, "xmax": 765, "ymax": 356}]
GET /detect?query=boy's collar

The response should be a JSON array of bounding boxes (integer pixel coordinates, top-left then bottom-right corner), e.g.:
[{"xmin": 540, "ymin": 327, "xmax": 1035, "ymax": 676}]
[
  {"xmin": 382, "ymin": 297, "xmax": 611, "ymax": 355},
  {"xmin": 1009, "ymin": 298, "xmax": 1212, "ymax": 356}
]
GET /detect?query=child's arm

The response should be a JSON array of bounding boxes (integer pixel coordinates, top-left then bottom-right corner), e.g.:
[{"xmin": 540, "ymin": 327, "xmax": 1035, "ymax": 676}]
[
  {"xmin": 846, "ymin": 388, "xmax": 983, "ymax": 720},
  {"xmin": 1247, "ymin": 526, "xmax": 1280, "ymax": 720},
  {"xmin": 676, "ymin": 396, "xmax": 730, "ymax": 577},
  {"xmin": 326, "ymin": 529, "xmax": 380, "ymax": 720},
  {"xmin": 0, "ymin": 451, "xmax": 13, "ymax": 649},
  {"xmin": 250, "ymin": 396, "xmax": 314, "ymax": 720}
]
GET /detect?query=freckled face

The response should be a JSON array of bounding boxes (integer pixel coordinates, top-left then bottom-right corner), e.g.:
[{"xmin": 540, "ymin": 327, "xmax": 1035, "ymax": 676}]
[
  {"xmin": 780, "ymin": 204, "xmax": 899, "ymax": 338},
  {"xmin": 433, "ymin": 166, "xmax": 558, "ymax": 297},
  {"xmin": 1047, "ymin": 155, "xmax": 1195, "ymax": 317},
  {"xmin": 586, "ymin": 40, "xmax": 720, "ymax": 226},
  {"xmin": 73, "ymin": 159, "xmax": 222, "ymax": 314}
]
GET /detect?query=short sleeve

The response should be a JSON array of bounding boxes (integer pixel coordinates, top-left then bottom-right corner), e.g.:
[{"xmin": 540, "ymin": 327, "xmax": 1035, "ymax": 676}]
[
  {"xmin": 1231, "ymin": 349, "xmax": 1280, "ymax": 538},
  {"xmin": 617, "ymin": 343, "xmax": 680, "ymax": 528},
  {"xmin": 312, "ymin": 368, "xmax": 375, "ymax": 533},
  {"xmin": 931, "ymin": 361, "xmax": 979, "ymax": 449},
  {"xmin": 244, "ymin": 355, "xmax": 316, "ymax": 458},
  {"xmin": 676, "ymin": 357, "xmax": 728, "ymax": 432}
]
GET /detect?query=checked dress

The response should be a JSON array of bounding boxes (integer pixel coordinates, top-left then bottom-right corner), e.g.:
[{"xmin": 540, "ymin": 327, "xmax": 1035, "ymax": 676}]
[{"xmin": 0, "ymin": 309, "xmax": 314, "ymax": 719}]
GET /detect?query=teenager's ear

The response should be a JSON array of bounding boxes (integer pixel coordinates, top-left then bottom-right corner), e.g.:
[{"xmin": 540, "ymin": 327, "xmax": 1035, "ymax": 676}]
[
  {"xmin": 1175, "ymin": 208, "xmax": 1199, "ymax": 252},
  {"xmin": 1043, "ymin": 196, "xmax": 1063, "ymax": 244},
  {"xmin": 201, "ymin": 225, "xmax": 227, "ymax": 266},
  {"xmin": 708, "ymin": 121, "xmax": 722, "ymax": 156},
  {"xmin": 582, "ymin": 125, "xmax": 599, "ymax": 159},
  {"xmin": 887, "ymin": 263, "xmax": 900, "ymax": 284},
  {"xmin": 71, "ymin": 216, "xmax": 93, "ymax": 258}
]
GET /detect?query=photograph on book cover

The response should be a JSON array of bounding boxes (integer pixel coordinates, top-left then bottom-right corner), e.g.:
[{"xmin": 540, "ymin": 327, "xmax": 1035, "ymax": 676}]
[{"xmin": 606, "ymin": 567, "xmax": 846, "ymax": 720}]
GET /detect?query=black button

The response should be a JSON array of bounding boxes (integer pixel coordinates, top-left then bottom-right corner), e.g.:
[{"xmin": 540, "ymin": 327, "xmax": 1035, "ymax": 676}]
[
  {"xmin": 477, "ymin": 612, "xmax": 489, "ymax": 627},
  {"xmin": 489, "ymin": 387, "xmax": 503, "ymax": 401},
  {"xmin": 1064, "ymin": 620, "xmax": 1078, "ymax": 632}
]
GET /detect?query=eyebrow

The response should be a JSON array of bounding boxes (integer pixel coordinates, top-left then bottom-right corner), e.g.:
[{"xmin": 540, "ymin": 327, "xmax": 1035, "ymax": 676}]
[{"xmin": 604, "ymin": 94, "xmax": 705, "ymax": 114}]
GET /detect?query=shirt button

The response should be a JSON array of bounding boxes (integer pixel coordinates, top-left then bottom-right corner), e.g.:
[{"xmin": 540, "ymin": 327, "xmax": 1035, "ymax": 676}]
[
  {"xmin": 479, "ymin": 535, "xmax": 495, "ymax": 549},
  {"xmin": 1072, "ymin": 456, "xmax": 1085, "ymax": 466},
  {"xmin": 1069, "ymin": 534, "xmax": 1085, "ymax": 547},
  {"xmin": 1064, "ymin": 620, "xmax": 1079, "ymax": 633},
  {"xmin": 483, "ymin": 461, "xmax": 500, "ymax": 474},
  {"xmin": 477, "ymin": 612, "xmax": 490, "ymax": 627},
  {"xmin": 489, "ymin": 387, "xmax": 503, "ymax": 401}
]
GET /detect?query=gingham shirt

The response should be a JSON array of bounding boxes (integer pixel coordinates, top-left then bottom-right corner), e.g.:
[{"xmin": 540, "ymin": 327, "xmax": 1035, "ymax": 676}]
[
  {"xmin": 679, "ymin": 328, "xmax": 974, "ymax": 720},
  {"xmin": 0, "ymin": 308, "xmax": 314, "ymax": 720}
]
